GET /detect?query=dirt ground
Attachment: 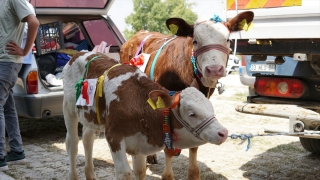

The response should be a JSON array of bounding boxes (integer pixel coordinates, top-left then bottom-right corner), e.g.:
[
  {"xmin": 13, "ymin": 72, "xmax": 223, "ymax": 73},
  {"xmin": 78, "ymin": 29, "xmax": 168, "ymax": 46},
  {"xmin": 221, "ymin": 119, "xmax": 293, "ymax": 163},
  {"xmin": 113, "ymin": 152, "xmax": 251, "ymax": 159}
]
[{"xmin": 1, "ymin": 74, "xmax": 320, "ymax": 180}]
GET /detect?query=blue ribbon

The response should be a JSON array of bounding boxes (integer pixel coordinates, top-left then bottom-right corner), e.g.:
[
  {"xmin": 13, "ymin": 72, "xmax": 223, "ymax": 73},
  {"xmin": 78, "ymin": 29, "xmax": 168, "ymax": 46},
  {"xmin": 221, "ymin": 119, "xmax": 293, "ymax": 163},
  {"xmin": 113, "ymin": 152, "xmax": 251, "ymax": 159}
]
[
  {"xmin": 150, "ymin": 36, "xmax": 177, "ymax": 81},
  {"xmin": 210, "ymin": 14, "xmax": 223, "ymax": 23}
]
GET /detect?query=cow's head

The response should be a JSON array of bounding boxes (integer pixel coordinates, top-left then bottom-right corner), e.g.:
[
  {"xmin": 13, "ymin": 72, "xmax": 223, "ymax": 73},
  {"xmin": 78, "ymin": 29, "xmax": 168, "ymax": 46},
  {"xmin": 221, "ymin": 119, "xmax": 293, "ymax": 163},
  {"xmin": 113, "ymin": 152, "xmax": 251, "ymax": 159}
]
[
  {"xmin": 148, "ymin": 87, "xmax": 228, "ymax": 147},
  {"xmin": 166, "ymin": 11, "xmax": 254, "ymax": 88}
]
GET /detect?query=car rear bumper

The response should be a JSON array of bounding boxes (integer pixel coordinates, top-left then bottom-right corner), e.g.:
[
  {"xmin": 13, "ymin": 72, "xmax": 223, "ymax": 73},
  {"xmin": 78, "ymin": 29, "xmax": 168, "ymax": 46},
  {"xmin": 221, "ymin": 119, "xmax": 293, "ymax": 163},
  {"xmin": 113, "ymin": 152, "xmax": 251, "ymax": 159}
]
[
  {"xmin": 239, "ymin": 66, "xmax": 255, "ymax": 87},
  {"xmin": 14, "ymin": 91, "xmax": 64, "ymax": 119}
]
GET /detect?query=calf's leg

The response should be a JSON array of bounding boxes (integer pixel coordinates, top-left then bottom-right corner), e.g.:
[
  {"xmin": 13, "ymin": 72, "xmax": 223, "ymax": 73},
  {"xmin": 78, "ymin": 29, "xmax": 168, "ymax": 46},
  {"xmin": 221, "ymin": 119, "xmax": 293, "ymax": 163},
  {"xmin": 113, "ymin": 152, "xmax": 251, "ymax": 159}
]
[
  {"xmin": 82, "ymin": 126, "xmax": 97, "ymax": 180},
  {"xmin": 108, "ymin": 140, "xmax": 133, "ymax": 180},
  {"xmin": 132, "ymin": 155, "xmax": 146, "ymax": 180},
  {"xmin": 161, "ymin": 149, "xmax": 174, "ymax": 180},
  {"xmin": 64, "ymin": 109, "xmax": 80, "ymax": 180},
  {"xmin": 188, "ymin": 147, "xmax": 200, "ymax": 180},
  {"xmin": 146, "ymin": 154, "xmax": 157, "ymax": 164}
]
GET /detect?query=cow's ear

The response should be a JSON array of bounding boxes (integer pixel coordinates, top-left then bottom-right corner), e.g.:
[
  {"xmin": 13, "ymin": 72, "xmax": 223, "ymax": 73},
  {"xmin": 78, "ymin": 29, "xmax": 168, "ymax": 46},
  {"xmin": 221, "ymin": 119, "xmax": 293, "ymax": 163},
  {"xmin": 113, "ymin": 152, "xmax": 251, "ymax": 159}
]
[
  {"xmin": 166, "ymin": 18, "xmax": 194, "ymax": 37},
  {"xmin": 225, "ymin": 11, "xmax": 254, "ymax": 32},
  {"xmin": 148, "ymin": 90, "xmax": 173, "ymax": 109}
]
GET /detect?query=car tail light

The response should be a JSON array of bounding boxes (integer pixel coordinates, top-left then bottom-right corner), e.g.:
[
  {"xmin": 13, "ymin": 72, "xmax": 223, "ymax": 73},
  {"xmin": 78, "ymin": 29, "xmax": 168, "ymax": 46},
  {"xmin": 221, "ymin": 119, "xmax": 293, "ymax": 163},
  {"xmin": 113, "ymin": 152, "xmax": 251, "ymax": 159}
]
[
  {"xmin": 254, "ymin": 77, "xmax": 305, "ymax": 98},
  {"xmin": 27, "ymin": 71, "xmax": 38, "ymax": 94},
  {"xmin": 241, "ymin": 55, "xmax": 246, "ymax": 66}
]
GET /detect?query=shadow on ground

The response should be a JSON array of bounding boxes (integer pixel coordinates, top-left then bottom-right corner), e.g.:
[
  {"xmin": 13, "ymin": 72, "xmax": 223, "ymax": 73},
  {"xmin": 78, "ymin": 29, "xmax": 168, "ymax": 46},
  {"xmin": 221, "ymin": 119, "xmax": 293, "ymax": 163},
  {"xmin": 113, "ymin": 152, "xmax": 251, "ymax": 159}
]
[
  {"xmin": 240, "ymin": 141, "xmax": 320, "ymax": 180},
  {"xmin": 19, "ymin": 116, "xmax": 81, "ymax": 144},
  {"xmin": 16, "ymin": 117, "xmax": 226, "ymax": 179},
  {"xmin": 147, "ymin": 151, "xmax": 228, "ymax": 180}
]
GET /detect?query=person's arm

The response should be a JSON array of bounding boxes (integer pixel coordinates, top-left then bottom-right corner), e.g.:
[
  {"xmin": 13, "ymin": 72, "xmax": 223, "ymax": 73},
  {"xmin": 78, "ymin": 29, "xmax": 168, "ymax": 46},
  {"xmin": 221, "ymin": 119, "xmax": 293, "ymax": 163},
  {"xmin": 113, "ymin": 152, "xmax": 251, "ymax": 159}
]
[
  {"xmin": 21, "ymin": 14, "xmax": 39, "ymax": 56},
  {"xmin": 6, "ymin": 14, "xmax": 39, "ymax": 56}
]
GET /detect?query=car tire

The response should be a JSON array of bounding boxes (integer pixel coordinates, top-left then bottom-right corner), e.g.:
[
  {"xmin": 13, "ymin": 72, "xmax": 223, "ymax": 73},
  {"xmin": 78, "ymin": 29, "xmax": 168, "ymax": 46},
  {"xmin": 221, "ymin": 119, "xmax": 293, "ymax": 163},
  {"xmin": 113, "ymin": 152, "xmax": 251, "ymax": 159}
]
[{"xmin": 299, "ymin": 137, "xmax": 320, "ymax": 154}]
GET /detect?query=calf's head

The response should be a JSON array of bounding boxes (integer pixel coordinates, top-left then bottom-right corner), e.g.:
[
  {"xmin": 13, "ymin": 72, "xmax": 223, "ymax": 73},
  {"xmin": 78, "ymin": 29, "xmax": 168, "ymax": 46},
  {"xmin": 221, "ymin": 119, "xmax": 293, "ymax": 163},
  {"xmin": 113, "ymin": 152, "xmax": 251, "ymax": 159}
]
[
  {"xmin": 166, "ymin": 11, "xmax": 254, "ymax": 88},
  {"xmin": 149, "ymin": 87, "xmax": 228, "ymax": 148}
]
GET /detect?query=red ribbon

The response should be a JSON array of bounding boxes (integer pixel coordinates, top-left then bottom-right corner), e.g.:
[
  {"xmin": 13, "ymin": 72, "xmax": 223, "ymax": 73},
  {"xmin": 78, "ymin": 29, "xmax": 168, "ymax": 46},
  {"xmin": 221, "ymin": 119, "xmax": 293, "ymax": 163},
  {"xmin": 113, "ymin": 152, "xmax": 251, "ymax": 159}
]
[
  {"xmin": 82, "ymin": 81, "xmax": 89, "ymax": 104},
  {"xmin": 130, "ymin": 54, "xmax": 144, "ymax": 66},
  {"xmin": 170, "ymin": 93, "xmax": 180, "ymax": 109},
  {"xmin": 167, "ymin": 148, "xmax": 181, "ymax": 156}
]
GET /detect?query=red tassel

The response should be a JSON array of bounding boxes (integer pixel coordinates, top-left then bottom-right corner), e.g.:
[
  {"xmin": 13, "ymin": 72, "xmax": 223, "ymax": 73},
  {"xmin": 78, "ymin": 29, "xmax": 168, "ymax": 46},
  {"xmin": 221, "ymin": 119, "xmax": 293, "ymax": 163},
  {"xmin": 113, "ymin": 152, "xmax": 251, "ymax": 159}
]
[
  {"xmin": 82, "ymin": 81, "xmax": 89, "ymax": 104},
  {"xmin": 167, "ymin": 149, "xmax": 175, "ymax": 156},
  {"xmin": 136, "ymin": 55, "xmax": 144, "ymax": 65},
  {"xmin": 130, "ymin": 57, "xmax": 138, "ymax": 66},
  {"xmin": 129, "ymin": 55, "xmax": 144, "ymax": 66},
  {"xmin": 174, "ymin": 148, "xmax": 181, "ymax": 156}
]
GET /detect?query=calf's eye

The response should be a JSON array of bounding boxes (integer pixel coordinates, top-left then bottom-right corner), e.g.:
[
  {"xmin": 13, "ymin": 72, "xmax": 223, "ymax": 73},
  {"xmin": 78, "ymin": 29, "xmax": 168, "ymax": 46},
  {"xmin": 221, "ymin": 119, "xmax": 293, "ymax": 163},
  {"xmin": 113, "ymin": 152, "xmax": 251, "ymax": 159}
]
[{"xmin": 189, "ymin": 112, "xmax": 196, "ymax": 117}]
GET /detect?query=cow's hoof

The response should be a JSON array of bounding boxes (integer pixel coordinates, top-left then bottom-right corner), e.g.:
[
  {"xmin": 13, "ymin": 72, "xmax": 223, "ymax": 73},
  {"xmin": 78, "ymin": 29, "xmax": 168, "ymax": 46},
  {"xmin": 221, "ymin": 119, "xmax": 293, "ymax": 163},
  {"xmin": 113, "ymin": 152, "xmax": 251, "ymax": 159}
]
[
  {"xmin": 161, "ymin": 174, "xmax": 174, "ymax": 180},
  {"xmin": 146, "ymin": 154, "xmax": 158, "ymax": 164},
  {"xmin": 188, "ymin": 176, "xmax": 200, "ymax": 180},
  {"xmin": 188, "ymin": 167, "xmax": 200, "ymax": 180},
  {"xmin": 188, "ymin": 173, "xmax": 200, "ymax": 180},
  {"xmin": 68, "ymin": 172, "xmax": 79, "ymax": 180},
  {"xmin": 85, "ymin": 175, "xmax": 97, "ymax": 180}
]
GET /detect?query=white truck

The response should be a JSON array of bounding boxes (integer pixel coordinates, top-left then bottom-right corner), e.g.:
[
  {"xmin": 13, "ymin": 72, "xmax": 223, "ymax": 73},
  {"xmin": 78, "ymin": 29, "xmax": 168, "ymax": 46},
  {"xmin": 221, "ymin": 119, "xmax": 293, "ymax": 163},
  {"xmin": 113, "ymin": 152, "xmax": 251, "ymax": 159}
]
[{"xmin": 223, "ymin": 0, "xmax": 320, "ymax": 154}]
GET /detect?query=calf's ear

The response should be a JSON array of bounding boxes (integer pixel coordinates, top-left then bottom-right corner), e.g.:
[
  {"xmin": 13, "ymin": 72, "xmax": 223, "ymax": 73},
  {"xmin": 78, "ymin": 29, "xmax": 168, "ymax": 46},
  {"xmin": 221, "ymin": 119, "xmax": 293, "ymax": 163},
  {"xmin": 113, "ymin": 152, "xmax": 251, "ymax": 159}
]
[
  {"xmin": 166, "ymin": 18, "xmax": 194, "ymax": 37},
  {"xmin": 225, "ymin": 11, "xmax": 254, "ymax": 32},
  {"xmin": 148, "ymin": 90, "xmax": 173, "ymax": 109}
]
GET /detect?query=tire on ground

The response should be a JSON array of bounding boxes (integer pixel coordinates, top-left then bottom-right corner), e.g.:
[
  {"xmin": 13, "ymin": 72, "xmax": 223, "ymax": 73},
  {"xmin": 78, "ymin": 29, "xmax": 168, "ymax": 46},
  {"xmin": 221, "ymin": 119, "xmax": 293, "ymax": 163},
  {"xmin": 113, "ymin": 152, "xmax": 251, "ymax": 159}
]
[{"xmin": 299, "ymin": 137, "xmax": 320, "ymax": 154}]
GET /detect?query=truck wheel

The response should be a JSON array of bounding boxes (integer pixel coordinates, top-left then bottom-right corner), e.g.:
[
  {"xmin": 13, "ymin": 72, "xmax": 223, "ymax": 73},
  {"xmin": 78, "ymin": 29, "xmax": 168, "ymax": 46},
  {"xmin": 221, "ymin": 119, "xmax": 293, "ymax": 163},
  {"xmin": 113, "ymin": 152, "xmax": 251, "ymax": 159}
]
[{"xmin": 299, "ymin": 137, "xmax": 320, "ymax": 154}]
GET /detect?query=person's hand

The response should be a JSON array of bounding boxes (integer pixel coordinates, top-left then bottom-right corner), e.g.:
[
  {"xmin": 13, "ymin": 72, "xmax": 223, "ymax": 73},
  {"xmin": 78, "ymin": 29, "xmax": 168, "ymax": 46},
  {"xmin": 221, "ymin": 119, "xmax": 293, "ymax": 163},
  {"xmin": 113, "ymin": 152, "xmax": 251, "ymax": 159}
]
[{"xmin": 5, "ymin": 41, "xmax": 24, "ymax": 56}]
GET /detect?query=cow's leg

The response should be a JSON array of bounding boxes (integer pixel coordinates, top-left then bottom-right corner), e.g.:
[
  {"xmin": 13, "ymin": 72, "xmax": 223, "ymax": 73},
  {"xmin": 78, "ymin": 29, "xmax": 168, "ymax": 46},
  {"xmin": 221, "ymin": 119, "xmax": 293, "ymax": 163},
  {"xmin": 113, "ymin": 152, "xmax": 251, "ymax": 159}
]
[
  {"xmin": 82, "ymin": 126, "xmax": 97, "ymax": 180},
  {"xmin": 161, "ymin": 149, "xmax": 174, "ymax": 180},
  {"xmin": 146, "ymin": 154, "xmax": 157, "ymax": 164},
  {"xmin": 132, "ymin": 155, "xmax": 146, "ymax": 180},
  {"xmin": 108, "ymin": 140, "xmax": 133, "ymax": 180},
  {"xmin": 64, "ymin": 110, "xmax": 79, "ymax": 180},
  {"xmin": 188, "ymin": 147, "xmax": 200, "ymax": 180}
]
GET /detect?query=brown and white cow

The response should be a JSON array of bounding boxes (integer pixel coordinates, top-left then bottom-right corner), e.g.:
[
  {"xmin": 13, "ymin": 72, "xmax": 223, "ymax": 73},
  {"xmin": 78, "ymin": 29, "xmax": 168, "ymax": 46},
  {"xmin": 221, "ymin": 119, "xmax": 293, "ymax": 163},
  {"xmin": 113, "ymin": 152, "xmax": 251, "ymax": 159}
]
[
  {"xmin": 62, "ymin": 52, "xmax": 228, "ymax": 180},
  {"xmin": 120, "ymin": 11, "xmax": 254, "ymax": 179}
]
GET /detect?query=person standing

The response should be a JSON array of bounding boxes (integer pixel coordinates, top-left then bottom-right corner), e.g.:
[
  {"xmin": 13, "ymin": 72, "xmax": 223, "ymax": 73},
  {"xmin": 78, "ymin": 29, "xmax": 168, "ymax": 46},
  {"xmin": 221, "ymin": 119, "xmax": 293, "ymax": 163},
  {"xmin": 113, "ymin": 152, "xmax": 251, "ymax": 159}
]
[
  {"xmin": 0, "ymin": 0, "xmax": 39, "ymax": 171},
  {"xmin": 19, "ymin": 0, "xmax": 37, "ymax": 76},
  {"xmin": 22, "ymin": 1, "xmax": 36, "ymax": 64}
]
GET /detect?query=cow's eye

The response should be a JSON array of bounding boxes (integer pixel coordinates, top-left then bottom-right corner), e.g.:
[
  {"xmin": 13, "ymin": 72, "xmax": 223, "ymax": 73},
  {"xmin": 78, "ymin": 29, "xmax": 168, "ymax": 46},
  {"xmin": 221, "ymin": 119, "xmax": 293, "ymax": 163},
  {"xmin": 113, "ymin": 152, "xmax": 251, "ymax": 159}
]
[
  {"xmin": 189, "ymin": 112, "xmax": 196, "ymax": 117},
  {"xmin": 227, "ymin": 39, "xmax": 230, "ymax": 42},
  {"xmin": 192, "ymin": 40, "xmax": 197, "ymax": 45}
]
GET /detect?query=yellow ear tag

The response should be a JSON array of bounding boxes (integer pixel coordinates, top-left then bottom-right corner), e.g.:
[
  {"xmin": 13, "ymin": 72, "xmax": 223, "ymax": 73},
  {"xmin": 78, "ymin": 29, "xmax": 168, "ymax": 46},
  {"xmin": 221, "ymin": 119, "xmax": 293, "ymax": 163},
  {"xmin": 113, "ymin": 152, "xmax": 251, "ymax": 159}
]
[
  {"xmin": 147, "ymin": 98, "xmax": 157, "ymax": 110},
  {"xmin": 147, "ymin": 96, "xmax": 166, "ymax": 110},
  {"xmin": 156, "ymin": 96, "xmax": 166, "ymax": 108},
  {"xmin": 238, "ymin": 19, "xmax": 254, "ymax": 31},
  {"xmin": 169, "ymin": 24, "xmax": 179, "ymax": 35}
]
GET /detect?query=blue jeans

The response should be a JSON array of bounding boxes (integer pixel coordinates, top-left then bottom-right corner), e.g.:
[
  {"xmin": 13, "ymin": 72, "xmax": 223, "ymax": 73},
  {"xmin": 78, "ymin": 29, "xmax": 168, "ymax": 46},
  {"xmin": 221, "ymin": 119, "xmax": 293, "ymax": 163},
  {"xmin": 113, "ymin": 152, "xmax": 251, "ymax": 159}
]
[{"xmin": 0, "ymin": 62, "xmax": 23, "ymax": 159}]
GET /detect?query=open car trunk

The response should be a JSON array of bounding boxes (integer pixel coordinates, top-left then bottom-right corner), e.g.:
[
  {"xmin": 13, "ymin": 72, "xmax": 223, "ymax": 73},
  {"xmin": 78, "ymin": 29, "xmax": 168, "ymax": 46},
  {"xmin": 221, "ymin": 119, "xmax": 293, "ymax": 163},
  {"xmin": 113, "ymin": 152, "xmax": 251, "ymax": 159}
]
[
  {"xmin": 28, "ymin": 0, "xmax": 124, "ymax": 89},
  {"xmin": 34, "ymin": 14, "xmax": 124, "ymax": 89},
  {"xmin": 13, "ymin": 0, "xmax": 125, "ymax": 118}
]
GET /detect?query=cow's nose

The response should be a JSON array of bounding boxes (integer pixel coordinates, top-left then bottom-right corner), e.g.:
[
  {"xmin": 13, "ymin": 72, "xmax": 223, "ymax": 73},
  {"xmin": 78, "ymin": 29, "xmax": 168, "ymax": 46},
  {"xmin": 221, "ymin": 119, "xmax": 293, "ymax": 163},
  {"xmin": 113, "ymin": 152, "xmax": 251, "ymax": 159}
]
[
  {"xmin": 218, "ymin": 128, "xmax": 228, "ymax": 141},
  {"xmin": 205, "ymin": 65, "xmax": 224, "ymax": 77}
]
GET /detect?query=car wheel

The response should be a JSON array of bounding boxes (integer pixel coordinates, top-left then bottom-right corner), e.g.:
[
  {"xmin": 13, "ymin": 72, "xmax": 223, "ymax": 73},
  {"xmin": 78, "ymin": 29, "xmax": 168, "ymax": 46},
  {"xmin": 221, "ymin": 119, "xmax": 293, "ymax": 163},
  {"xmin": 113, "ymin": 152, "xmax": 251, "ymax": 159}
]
[{"xmin": 299, "ymin": 137, "xmax": 320, "ymax": 154}]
